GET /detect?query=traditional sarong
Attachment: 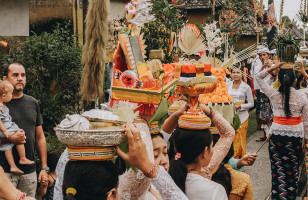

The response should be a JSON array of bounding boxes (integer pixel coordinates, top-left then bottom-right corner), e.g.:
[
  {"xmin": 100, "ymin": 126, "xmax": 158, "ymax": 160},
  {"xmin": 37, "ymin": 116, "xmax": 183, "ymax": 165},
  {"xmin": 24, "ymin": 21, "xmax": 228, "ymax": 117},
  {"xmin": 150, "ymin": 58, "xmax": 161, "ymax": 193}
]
[
  {"xmin": 233, "ymin": 119, "xmax": 248, "ymax": 159},
  {"xmin": 269, "ymin": 134, "xmax": 302, "ymax": 200},
  {"xmin": 260, "ymin": 92, "xmax": 273, "ymax": 131}
]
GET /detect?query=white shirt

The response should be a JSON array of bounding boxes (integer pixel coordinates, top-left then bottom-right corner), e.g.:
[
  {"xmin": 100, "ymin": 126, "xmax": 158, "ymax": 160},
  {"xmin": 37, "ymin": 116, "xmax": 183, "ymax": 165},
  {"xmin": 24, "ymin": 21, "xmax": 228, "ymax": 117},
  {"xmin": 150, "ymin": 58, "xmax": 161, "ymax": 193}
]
[
  {"xmin": 185, "ymin": 173, "xmax": 228, "ymax": 200},
  {"xmin": 251, "ymin": 56, "xmax": 262, "ymax": 90},
  {"xmin": 227, "ymin": 81, "xmax": 254, "ymax": 124}
]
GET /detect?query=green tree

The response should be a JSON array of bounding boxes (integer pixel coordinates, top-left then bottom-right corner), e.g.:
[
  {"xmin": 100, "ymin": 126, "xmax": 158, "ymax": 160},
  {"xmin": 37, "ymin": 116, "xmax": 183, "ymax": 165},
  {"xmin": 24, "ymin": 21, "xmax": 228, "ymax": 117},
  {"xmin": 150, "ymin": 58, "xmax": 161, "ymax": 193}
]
[{"xmin": 1, "ymin": 22, "xmax": 83, "ymax": 137}]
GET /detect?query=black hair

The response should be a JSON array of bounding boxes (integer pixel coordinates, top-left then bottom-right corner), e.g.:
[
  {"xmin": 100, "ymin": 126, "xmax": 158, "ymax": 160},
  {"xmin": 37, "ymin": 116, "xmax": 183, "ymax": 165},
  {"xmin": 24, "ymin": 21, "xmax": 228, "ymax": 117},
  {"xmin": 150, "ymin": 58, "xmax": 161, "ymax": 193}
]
[
  {"xmin": 211, "ymin": 134, "xmax": 232, "ymax": 196},
  {"xmin": 47, "ymin": 150, "xmax": 61, "ymax": 172},
  {"xmin": 150, "ymin": 132, "xmax": 164, "ymax": 139},
  {"xmin": 169, "ymin": 128, "xmax": 212, "ymax": 193},
  {"xmin": 295, "ymin": 74, "xmax": 307, "ymax": 90},
  {"xmin": 3, "ymin": 63, "xmax": 24, "ymax": 77},
  {"xmin": 278, "ymin": 69, "xmax": 296, "ymax": 118},
  {"xmin": 63, "ymin": 161, "xmax": 119, "ymax": 200}
]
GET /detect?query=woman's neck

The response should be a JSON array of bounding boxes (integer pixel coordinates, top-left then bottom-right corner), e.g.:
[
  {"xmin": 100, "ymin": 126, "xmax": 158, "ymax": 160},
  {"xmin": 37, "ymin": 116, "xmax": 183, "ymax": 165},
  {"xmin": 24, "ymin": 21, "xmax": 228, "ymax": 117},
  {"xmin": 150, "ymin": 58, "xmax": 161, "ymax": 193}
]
[
  {"xmin": 233, "ymin": 79, "xmax": 242, "ymax": 85},
  {"xmin": 186, "ymin": 163, "xmax": 202, "ymax": 175}
]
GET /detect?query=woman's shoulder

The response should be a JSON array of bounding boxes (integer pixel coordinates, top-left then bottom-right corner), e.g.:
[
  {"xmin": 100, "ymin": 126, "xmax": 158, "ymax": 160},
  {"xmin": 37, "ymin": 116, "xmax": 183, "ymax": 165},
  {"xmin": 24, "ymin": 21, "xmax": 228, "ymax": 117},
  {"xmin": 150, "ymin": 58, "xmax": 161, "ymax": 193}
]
[
  {"xmin": 186, "ymin": 173, "xmax": 227, "ymax": 199},
  {"xmin": 186, "ymin": 173, "xmax": 224, "ymax": 189},
  {"xmin": 240, "ymin": 81, "xmax": 251, "ymax": 89}
]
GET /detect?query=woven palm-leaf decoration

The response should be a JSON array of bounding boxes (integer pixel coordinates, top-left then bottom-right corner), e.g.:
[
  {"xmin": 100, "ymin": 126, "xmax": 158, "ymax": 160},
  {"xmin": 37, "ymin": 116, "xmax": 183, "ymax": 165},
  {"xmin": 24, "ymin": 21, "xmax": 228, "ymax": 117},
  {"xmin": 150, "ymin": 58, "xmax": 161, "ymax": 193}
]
[
  {"xmin": 276, "ymin": 34, "xmax": 300, "ymax": 63},
  {"xmin": 178, "ymin": 26, "xmax": 206, "ymax": 56}
]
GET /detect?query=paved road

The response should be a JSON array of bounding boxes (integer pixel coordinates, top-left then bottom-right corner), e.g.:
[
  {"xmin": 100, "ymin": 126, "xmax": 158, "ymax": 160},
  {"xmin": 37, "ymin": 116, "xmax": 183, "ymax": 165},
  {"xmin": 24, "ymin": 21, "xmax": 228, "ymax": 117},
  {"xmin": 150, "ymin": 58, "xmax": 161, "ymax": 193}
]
[
  {"xmin": 245, "ymin": 131, "xmax": 272, "ymax": 200},
  {"xmin": 246, "ymin": 131, "xmax": 303, "ymax": 200}
]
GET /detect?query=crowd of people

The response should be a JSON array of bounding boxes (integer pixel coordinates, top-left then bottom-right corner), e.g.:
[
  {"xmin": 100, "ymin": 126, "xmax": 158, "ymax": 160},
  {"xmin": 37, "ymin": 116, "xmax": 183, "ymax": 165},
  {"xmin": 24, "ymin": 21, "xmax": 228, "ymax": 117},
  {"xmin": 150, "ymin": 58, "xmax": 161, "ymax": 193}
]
[{"xmin": 0, "ymin": 43, "xmax": 308, "ymax": 200}]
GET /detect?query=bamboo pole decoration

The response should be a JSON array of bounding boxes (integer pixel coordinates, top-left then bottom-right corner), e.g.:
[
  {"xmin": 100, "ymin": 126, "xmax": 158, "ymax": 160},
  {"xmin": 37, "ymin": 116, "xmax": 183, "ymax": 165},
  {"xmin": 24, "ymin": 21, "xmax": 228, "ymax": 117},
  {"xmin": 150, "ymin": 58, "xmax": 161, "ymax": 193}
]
[
  {"xmin": 279, "ymin": 0, "xmax": 284, "ymax": 26},
  {"xmin": 212, "ymin": 0, "xmax": 216, "ymax": 22},
  {"xmin": 305, "ymin": 0, "xmax": 307, "ymax": 16},
  {"xmin": 80, "ymin": 0, "xmax": 110, "ymax": 102},
  {"xmin": 306, "ymin": 0, "xmax": 308, "ymax": 16}
]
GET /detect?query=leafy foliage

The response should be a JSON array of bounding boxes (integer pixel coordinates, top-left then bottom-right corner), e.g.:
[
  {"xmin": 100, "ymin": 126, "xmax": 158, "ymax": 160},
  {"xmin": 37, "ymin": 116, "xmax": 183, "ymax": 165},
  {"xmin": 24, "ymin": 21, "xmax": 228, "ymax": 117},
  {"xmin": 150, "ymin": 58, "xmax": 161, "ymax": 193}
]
[
  {"xmin": 220, "ymin": 25, "xmax": 243, "ymax": 47},
  {"xmin": 141, "ymin": 0, "xmax": 186, "ymax": 63},
  {"xmin": 1, "ymin": 22, "xmax": 83, "ymax": 133}
]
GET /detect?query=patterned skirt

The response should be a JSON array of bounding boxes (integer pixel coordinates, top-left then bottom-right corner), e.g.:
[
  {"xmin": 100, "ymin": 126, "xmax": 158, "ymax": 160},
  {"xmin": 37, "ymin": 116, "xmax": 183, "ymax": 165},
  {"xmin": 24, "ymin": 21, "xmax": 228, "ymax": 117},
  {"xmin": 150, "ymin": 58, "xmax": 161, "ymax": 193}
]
[
  {"xmin": 260, "ymin": 92, "xmax": 273, "ymax": 126},
  {"xmin": 269, "ymin": 134, "xmax": 302, "ymax": 200}
]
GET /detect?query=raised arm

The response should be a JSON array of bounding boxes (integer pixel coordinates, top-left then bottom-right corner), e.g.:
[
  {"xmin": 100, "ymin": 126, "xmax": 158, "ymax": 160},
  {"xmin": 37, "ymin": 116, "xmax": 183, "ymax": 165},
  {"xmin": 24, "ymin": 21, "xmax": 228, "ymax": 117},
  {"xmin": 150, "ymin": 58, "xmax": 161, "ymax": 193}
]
[
  {"xmin": 117, "ymin": 124, "xmax": 188, "ymax": 200},
  {"xmin": 255, "ymin": 62, "xmax": 282, "ymax": 98},
  {"xmin": 199, "ymin": 104, "xmax": 235, "ymax": 179},
  {"xmin": 117, "ymin": 123, "xmax": 153, "ymax": 199}
]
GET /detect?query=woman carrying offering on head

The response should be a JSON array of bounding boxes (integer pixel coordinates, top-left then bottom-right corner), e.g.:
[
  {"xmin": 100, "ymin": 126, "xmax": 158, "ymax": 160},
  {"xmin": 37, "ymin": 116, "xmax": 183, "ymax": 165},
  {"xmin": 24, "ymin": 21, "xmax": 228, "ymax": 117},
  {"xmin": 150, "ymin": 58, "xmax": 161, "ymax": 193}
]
[
  {"xmin": 256, "ymin": 61, "xmax": 308, "ymax": 200},
  {"xmin": 227, "ymin": 68, "xmax": 254, "ymax": 159},
  {"xmin": 167, "ymin": 103, "xmax": 235, "ymax": 200}
]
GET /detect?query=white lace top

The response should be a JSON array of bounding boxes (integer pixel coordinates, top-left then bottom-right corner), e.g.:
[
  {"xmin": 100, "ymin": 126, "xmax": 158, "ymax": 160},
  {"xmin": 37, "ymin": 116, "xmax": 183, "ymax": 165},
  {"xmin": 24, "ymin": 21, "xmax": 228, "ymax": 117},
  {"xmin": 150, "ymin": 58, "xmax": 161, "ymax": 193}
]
[
  {"xmin": 227, "ymin": 81, "xmax": 254, "ymax": 124},
  {"xmin": 256, "ymin": 70, "xmax": 308, "ymax": 139},
  {"xmin": 151, "ymin": 166, "xmax": 188, "ymax": 200},
  {"xmin": 53, "ymin": 148, "xmax": 69, "ymax": 200},
  {"xmin": 300, "ymin": 88, "xmax": 308, "ymax": 98}
]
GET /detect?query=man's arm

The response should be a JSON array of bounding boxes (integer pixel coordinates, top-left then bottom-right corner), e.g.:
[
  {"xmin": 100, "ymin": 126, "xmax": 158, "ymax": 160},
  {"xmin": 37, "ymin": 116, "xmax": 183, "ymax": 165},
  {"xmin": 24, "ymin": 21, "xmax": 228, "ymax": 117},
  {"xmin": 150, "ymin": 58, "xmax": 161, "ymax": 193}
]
[{"xmin": 35, "ymin": 125, "xmax": 48, "ymax": 182}]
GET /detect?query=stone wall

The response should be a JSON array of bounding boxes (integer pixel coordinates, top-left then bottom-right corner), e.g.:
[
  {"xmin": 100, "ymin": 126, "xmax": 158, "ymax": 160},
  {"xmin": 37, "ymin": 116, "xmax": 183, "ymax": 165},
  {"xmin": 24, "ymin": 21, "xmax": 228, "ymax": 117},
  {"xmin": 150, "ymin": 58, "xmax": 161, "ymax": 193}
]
[
  {"xmin": 29, "ymin": 0, "xmax": 72, "ymax": 8},
  {"xmin": 29, "ymin": 0, "xmax": 73, "ymax": 24},
  {"xmin": 0, "ymin": 0, "xmax": 29, "ymax": 36}
]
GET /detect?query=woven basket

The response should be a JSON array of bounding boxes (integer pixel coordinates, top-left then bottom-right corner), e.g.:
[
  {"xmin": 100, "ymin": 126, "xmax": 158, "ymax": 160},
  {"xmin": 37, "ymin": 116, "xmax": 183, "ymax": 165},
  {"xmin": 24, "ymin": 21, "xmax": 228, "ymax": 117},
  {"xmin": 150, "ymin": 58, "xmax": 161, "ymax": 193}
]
[{"xmin": 54, "ymin": 128, "xmax": 126, "ymax": 147}]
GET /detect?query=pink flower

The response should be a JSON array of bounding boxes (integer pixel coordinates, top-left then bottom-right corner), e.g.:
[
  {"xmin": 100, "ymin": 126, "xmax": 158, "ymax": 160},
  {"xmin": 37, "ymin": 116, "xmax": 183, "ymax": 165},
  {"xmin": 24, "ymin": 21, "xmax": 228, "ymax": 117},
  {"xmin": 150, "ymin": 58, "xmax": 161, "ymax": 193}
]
[
  {"xmin": 244, "ymin": 6, "xmax": 247, "ymax": 9},
  {"xmin": 125, "ymin": 3, "xmax": 136, "ymax": 14}
]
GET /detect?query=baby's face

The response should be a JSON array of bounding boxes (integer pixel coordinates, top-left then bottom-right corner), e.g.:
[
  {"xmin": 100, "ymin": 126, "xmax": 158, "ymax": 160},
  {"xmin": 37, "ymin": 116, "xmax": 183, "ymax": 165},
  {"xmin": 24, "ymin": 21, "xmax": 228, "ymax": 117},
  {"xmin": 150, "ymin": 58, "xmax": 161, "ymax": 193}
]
[{"xmin": 2, "ymin": 85, "xmax": 14, "ymax": 103}]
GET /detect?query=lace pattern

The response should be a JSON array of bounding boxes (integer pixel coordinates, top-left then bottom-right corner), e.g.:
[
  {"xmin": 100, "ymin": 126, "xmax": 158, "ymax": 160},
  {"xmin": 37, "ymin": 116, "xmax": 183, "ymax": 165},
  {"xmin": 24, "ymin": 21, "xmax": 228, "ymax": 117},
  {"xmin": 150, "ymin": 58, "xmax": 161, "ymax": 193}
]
[
  {"xmin": 118, "ymin": 123, "xmax": 154, "ymax": 200},
  {"xmin": 53, "ymin": 148, "xmax": 69, "ymax": 200},
  {"xmin": 201, "ymin": 111, "xmax": 235, "ymax": 179},
  {"xmin": 256, "ymin": 70, "xmax": 308, "ymax": 139},
  {"xmin": 151, "ymin": 166, "xmax": 188, "ymax": 200}
]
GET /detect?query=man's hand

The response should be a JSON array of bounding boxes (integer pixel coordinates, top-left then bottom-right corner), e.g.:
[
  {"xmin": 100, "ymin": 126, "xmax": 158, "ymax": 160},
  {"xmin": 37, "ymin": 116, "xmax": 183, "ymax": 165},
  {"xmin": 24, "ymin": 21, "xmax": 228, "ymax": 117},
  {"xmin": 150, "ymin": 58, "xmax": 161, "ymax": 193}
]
[
  {"xmin": 39, "ymin": 175, "xmax": 48, "ymax": 187},
  {"xmin": 8, "ymin": 130, "xmax": 26, "ymax": 144},
  {"xmin": 237, "ymin": 154, "xmax": 258, "ymax": 168},
  {"xmin": 38, "ymin": 170, "xmax": 48, "ymax": 184}
]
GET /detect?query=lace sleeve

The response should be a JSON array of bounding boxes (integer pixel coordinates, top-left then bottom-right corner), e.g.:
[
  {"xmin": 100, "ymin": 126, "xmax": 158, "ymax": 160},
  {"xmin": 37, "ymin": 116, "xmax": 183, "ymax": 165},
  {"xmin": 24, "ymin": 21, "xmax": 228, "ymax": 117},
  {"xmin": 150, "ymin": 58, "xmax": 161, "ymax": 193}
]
[
  {"xmin": 255, "ymin": 69, "xmax": 276, "ymax": 98},
  {"xmin": 117, "ymin": 123, "xmax": 154, "ymax": 200},
  {"xmin": 201, "ymin": 111, "xmax": 235, "ymax": 179},
  {"xmin": 150, "ymin": 166, "xmax": 188, "ymax": 200},
  {"xmin": 303, "ymin": 99, "xmax": 308, "ymax": 139},
  {"xmin": 53, "ymin": 148, "xmax": 69, "ymax": 200}
]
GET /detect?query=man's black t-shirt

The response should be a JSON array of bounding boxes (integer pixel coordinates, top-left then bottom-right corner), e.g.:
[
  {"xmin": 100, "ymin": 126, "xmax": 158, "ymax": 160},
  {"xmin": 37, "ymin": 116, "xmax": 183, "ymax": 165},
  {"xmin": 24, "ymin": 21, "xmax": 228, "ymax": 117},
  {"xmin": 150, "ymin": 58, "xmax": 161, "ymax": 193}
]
[{"xmin": 0, "ymin": 94, "xmax": 43, "ymax": 174}]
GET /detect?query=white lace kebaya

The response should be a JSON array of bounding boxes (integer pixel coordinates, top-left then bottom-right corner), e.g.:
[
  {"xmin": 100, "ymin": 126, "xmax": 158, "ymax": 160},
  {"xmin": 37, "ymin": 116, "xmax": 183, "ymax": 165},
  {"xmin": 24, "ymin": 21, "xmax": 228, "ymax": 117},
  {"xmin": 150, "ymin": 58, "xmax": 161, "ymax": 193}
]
[{"xmin": 256, "ymin": 70, "xmax": 308, "ymax": 139}]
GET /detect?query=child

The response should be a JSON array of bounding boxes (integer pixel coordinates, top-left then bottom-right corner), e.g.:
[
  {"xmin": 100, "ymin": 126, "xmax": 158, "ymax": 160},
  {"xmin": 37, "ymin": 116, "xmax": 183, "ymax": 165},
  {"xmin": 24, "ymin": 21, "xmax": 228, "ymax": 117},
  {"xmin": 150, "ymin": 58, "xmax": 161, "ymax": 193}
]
[
  {"xmin": 37, "ymin": 150, "xmax": 61, "ymax": 200},
  {"xmin": 0, "ymin": 80, "xmax": 34, "ymax": 174}
]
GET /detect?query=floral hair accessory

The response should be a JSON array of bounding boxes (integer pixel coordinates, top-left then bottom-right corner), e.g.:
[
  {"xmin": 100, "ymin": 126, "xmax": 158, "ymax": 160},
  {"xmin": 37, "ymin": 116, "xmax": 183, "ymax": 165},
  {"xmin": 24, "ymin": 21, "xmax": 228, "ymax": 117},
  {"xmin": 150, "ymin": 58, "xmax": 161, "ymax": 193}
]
[
  {"xmin": 66, "ymin": 187, "xmax": 77, "ymax": 196},
  {"xmin": 175, "ymin": 153, "xmax": 181, "ymax": 160},
  {"xmin": 125, "ymin": 3, "xmax": 136, "ymax": 14}
]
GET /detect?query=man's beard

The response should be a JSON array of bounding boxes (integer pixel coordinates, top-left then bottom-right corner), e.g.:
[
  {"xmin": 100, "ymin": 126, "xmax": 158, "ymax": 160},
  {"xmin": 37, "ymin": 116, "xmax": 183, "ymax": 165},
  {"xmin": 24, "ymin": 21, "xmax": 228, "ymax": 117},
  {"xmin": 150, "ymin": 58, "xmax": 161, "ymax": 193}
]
[{"xmin": 14, "ymin": 87, "xmax": 24, "ymax": 92}]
